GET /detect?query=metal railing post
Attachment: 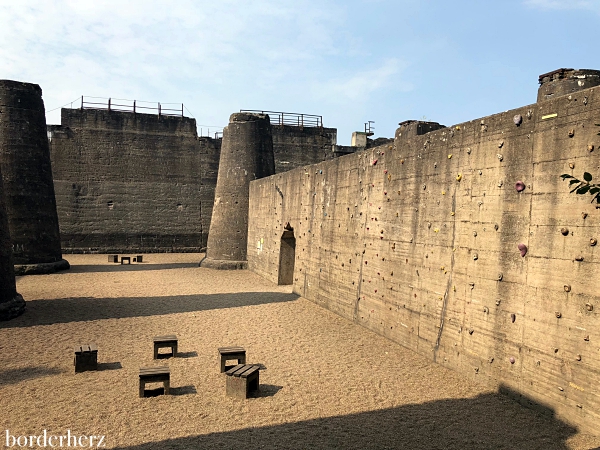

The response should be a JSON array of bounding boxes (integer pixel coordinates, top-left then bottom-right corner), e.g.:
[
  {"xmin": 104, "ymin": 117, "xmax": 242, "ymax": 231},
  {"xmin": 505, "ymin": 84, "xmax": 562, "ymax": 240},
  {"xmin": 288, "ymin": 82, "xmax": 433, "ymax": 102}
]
[
  {"xmin": 181, "ymin": 103, "xmax": 184, "ymax": 117},
  {"xmin": 133, "ymin": 100, "xmax": 136, "ymax": 113},
  {"xmin": 158, "ymin": 102, "xmax": 161, "ymax": 117},
  {"xmin": 81, "ymin": 96, "xmax": 84, "ymax": 110},
  {"xmin": 108, "ymin": 98, "xmax": 111, "ymax": 111}
]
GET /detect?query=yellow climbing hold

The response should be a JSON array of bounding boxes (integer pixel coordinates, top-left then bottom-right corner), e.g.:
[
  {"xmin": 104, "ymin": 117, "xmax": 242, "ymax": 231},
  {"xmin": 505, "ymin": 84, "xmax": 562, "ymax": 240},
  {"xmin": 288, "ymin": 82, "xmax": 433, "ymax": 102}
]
[
  {"xmin": 434, "ymin": 228, "xmax": 440, "ymax": 233},
  {"xmin": 456, "ymin": 173, "xmax": 462, "ymax": 181},
  {"xmin": 448, "ymin": 154, "xmax": 452, "ymax": 159},
  {"xmin": 442, "ymin": 190, "xmax": 446, "ymax": 195},
  {"xmin": 455, "ymin": 126, "xmax": 461, "ymax": 131},
  {"xmin": 451, "ymin": 212, "xmax": 455, "ymax": 216}
]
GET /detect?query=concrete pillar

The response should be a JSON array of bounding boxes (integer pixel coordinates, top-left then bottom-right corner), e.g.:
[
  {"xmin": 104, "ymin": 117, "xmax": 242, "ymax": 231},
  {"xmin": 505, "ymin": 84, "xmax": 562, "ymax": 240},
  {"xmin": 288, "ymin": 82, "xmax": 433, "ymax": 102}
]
[
  {"xmin": 200, "ymin": 113, "xmax": 275, "ymax": 269},
  {"xmin": 0, "ymin": 166, "xmax": 25, "ymax": 320},
  {"xmin": 0, "ymin": 80, "xmax": 69, "ymax": 275},
  {"xmin": 537, "ymin": 69, "xmax": 600, "ymax": 102}
]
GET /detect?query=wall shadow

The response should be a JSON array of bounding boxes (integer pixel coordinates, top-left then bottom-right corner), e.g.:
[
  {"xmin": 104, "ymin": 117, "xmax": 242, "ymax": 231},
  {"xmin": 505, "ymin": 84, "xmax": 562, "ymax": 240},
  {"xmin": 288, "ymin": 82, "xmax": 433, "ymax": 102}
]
[
  {"xmin": 0, "ymin": 292, "xmax": 299, "ymax": 329},
  {"xmin": 112, "ymin": 387, "xmax": 582, "ymax": 450},
  {"xmin": 0, "ymin": 367, "xmax": 64, "ymax": 386}
]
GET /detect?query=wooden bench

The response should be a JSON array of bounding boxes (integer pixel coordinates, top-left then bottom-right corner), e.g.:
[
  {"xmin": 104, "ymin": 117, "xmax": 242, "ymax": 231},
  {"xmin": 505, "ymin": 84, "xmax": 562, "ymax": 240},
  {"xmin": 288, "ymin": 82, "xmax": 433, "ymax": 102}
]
[
  {"xmin": 121, "ymin": 256, "xmax": 131, "ymax": 265},
  {"xmin": 139, "ymin": 366, "xmax": 170, "ymax": 397},
  {"xmin": 154, "ymin": 335, "xmax": 178, "ymax": 359},
  {"xmin": 74, "ymin": 344, "xmax": 98, "ymax": 373},
  {"xmin": 225, "ymin": 364, "xmax": 260, "ymax": 399},
  {"xmin": 218, "ymin": 346, "xmax": 246, "ymax": 372}
]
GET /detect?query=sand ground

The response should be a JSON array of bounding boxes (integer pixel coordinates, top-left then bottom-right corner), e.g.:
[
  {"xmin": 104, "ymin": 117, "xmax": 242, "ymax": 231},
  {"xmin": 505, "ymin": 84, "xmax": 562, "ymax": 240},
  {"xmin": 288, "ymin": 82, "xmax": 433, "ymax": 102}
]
[{"xmin": 1, "ymin": 254, "xmax": 599, "ymax": 450}]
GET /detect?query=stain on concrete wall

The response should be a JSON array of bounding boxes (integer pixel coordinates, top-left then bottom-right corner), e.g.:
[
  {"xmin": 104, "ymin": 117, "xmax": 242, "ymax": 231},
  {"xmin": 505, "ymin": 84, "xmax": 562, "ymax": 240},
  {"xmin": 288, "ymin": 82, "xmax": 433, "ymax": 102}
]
[{"xmin": 248, "ymin": 86, "xmax": 600, "ymax": 434}]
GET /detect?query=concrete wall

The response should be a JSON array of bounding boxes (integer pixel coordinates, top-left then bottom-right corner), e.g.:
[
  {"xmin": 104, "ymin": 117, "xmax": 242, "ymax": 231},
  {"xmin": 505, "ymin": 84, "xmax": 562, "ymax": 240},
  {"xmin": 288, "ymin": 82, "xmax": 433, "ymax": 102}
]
[
  {"xmin": 49, "ymin": 110, "xmax": 339, "ymax": 253},
  {"xmin": 49, "ymin": 108, "xmax": 220, "ymax": 253},
  {"xmin": 271, "ymin": 125, "xmax": 337, "ymax": 174},
  {"xmin": 247, "ymin": 86, "xmax": 600, "ymax": 434}
]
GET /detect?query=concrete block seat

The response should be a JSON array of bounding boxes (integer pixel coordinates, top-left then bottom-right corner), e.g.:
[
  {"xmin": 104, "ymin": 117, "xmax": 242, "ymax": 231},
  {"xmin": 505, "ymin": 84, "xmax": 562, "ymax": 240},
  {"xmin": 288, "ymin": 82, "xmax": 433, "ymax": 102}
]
[
  {"xmin": 139, "ymin": 366, "xmax": 170, "ymax": 397},
  {"xmin": 74, "ymin": 344, "xmax": 98, "ymax": 373},
  {"xmin": 153, "ymin": 335, "xmax": 178, "ymax": 359},
  {"xmin": 225, "ymin": 364, "xmax": 260, "ymax": 399},
  {"xmin": 218, "ymin": 346, "xmax": 246, "ymax": 372}
]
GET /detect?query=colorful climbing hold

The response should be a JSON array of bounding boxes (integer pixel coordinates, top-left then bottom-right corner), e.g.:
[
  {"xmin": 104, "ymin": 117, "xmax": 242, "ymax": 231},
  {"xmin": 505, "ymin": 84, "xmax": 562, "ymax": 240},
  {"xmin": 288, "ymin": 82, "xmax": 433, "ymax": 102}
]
[
  {"xmin": 509, "ymin": 357, "xmax": 515, "ymax": 364},
  {"xmin": 456, "ymin": 174, "xmax": 462, "ymax": 182},
  {"xmin": 561, "ymin": 227, "xmax": 569, "ymax": 236},
  {"xmin": 515, "ymin": 181, "xmax": 525, "ymax": 192},
  {"xmin": 518, "ymin": 243, "xmax": 527, "ymax": 257}
]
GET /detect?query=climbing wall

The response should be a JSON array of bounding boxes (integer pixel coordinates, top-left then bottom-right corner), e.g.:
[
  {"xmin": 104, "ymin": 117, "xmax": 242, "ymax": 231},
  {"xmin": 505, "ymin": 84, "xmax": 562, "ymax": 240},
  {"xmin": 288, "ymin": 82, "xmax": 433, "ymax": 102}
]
[{"xmin": 247, "ymin": 86, "xmax": 600, "ymax": 434}]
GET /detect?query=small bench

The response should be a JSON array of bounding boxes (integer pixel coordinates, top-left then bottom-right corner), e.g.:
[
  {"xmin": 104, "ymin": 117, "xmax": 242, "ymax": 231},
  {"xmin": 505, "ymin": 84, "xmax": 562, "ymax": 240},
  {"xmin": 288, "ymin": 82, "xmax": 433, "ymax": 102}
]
[
  {"xmin": 121, "ymin": 256, "xmax": 131, "ymax": 265},
  {"xmin": 218, "ymin": 346, "xmax": 246, "ymax": 372},
  {"xmin": 74, "ymin": 344, "xmax": 98, "ymax": 373},
  {"xmin": 108, "ymin": 255, "xmax": 118, "ymax": 263},
  {"xmin": 225, "ymin": 364, "xmax": 260, "ymax": 399},
  {"xmin": 139, "ymin": 366, "xmax": 170, "ymax": 397},
  {"xmin": 154, "ymin": 335, "xmax": 178, "ymax": 359}
]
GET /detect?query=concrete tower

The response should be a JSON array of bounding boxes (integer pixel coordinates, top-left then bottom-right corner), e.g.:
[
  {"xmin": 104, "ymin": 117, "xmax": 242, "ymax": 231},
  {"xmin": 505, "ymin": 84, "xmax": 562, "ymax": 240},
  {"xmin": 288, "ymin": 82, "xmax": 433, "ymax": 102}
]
[
  {"xmin": 537, "ymin": 68, "xmax": 600, "ymax": 102},
  {"xmin": 0, "ymin": 165, "xmax": 25, "ymax": 320},
  {"xmin": 0, "ymin": 80, "xmax": 69, "ymax": 275},
  {"xmin": 201, "ymin": 112, "xmax": 275, "ymax": 269}
]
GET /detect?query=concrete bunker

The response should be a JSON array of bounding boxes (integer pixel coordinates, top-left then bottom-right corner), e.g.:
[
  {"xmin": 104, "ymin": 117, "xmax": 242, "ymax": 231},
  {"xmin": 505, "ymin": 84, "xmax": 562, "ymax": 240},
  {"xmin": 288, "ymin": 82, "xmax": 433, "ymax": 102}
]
[{"xmin": 278, "ymin": 224, "xmax": 296, "ymax": 285}]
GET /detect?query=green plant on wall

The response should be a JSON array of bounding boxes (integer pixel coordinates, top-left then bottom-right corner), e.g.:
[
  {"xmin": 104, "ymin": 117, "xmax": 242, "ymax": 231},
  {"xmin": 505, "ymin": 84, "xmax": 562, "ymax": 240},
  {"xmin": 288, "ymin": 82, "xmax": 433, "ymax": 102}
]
[{"xmin": 560, "ymin": 123, "xmax": 600, "ymax": 203}]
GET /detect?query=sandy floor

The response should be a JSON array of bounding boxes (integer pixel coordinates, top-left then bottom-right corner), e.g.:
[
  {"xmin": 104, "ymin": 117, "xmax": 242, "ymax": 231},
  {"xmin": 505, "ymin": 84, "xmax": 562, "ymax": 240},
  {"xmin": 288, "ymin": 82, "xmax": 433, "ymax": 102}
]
[{"xmin": 1, "ymin": 254, "xmax": 599, "ymax": 450}]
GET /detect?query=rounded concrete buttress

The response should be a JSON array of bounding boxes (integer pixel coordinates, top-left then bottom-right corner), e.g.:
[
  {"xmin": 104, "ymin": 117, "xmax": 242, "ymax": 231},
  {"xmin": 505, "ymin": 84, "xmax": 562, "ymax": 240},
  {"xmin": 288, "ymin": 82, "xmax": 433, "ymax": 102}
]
[
  {"xmin": 200, "ymin": 113, "xmax": 275, "ymax": 269},
  {"xmin": 537, "ymin": 69, "xmax": 600, "ymax": 102},
  {"xmin": 0, "ymin": 80, "xmax": 69, "ymax": 275},
  {"xmin": 0, "ymin": 165, "xmax": 25, "ymax": 320}
]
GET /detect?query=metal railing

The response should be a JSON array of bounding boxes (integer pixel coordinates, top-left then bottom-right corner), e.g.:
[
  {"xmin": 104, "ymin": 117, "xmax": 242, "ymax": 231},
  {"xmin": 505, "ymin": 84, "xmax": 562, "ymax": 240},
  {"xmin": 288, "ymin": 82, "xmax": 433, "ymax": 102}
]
[
  {"xmin": 240, "ymin": 110, "xmax": 323, "ymax": 128},
  {"xmin": 80, "ymin": 96, "xmax": 186, "ymax": 117}
]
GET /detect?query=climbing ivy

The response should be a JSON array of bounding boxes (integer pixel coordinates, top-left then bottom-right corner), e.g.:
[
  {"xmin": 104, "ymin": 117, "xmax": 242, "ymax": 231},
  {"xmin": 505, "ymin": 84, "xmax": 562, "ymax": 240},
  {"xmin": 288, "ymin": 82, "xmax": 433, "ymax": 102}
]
[{"xmin": 559, "ymin": 123, "xmax": 600, "ymax": 203}]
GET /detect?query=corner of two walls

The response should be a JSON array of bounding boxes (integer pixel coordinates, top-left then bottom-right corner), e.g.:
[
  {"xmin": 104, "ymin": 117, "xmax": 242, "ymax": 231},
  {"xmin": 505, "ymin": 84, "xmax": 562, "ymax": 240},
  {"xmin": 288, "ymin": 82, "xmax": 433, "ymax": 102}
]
[{"xmin": 248, "ymin": 86, "xmax": 600, "ymax": 434}]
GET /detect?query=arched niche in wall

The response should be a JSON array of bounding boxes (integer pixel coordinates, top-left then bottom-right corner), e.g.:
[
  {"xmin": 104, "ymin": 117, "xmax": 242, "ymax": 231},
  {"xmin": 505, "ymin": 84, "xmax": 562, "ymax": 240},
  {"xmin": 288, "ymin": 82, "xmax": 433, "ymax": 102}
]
[{"xmin": 278, "ymin": 225, "xmax": 296, "ymax": 285}]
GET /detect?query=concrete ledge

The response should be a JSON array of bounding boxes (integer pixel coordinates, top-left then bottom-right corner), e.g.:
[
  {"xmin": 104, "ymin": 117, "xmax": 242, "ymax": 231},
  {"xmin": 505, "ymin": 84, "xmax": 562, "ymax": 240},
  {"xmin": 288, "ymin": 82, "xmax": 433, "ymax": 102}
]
[
  {"xmin": 14, "ymin": 259, "xmax": 71, "ymax": 276},
  {"xmin": 199, "ymin": 257, "xmax": 247, "ymax": 270},
  {"xmin": 0, "ymin": 294, "xmax": 26, "ymax": 321}
]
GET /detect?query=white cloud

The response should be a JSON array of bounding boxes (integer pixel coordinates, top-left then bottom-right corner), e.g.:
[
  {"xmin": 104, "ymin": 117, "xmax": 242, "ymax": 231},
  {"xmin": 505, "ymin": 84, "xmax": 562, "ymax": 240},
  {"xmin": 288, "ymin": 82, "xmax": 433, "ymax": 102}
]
[{"xmin": 313, "ymin": 58, "xmax": 411, "ymax": 102}]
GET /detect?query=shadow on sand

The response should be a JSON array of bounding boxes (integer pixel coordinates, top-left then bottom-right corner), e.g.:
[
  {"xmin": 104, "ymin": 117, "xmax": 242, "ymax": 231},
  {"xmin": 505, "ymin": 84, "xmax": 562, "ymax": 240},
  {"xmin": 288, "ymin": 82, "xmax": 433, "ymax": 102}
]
[
  {"xmin": 62, "ymin": 262, "xmax": 200, "ymax": 274},
  {"xmin": 0, "ymin": 292, "xmax": 299, "ymax": 328},
  {"xmin": 0, "ymin": 366, "xmax": 64, "ymax": 386},
  {"xmin": 112, "ymin": 385, "xmax": 585, "ymax": 450}
]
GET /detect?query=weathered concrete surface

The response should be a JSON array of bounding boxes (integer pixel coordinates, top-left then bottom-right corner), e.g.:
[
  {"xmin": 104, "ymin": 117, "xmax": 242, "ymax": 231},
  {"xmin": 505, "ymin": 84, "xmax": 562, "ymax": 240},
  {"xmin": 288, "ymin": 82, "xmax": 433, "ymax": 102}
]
[
  {"xmin": 49, "ymin": 108, "xmax": 221, "ymax": 253},
  {"xmin": 538, "ymin": 68, "xmax": 600, "ymax": 103},
  {"xmin": 0, "ymin": 165, "xmax": 25, "ymax": 320},
  {"xmin": 271, "ymin": 125, "xmax": 337, "ymax": 174},
  {"xmin": 0, "ymin": 80, "xmax": 68, "ymax": 274},
  {"xmin": 248, "ymin": 84, "xmax": 600, "ymax": 434},
  {"xmin": 202, "ymin": 113, "xmax": 275, "ymax": 270}
]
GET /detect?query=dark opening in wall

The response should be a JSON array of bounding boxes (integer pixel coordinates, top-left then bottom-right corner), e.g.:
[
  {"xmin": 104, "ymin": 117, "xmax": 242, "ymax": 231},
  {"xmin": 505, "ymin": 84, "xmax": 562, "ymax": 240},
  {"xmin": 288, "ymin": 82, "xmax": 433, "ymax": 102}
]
[{"xmin": 278, "ymin": 229, "xmax": 296, "ymax": 285}]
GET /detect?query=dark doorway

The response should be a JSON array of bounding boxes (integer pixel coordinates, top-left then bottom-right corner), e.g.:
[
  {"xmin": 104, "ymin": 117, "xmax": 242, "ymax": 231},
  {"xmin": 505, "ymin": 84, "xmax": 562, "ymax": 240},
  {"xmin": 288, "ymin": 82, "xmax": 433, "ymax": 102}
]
[{"xmin": 278, "ymin": 229, "xmax": 296, "ymax": 285}]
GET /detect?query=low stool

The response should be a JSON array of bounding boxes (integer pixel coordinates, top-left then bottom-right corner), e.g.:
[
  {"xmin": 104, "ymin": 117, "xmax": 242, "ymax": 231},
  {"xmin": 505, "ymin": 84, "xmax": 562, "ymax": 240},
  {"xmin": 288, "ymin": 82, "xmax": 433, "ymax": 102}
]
[
  {"xmin": 74, "ymin": 344, "xmax": 98, "ymax": 373},
  {"xmin": 154, "ymin": 335, "xmax": 178, "ymax": 359},
  {"xmin": 139, "ymin": 366, "xmax": 170, "ymax": 397},
  {"xmin": 225, "ymin": 364, "xmax": 260, "ymax": 399},
  {"xmin": 121, "ymin": 256, "xmax": 131, "ymax": 264},
  {"xmin": 218, "ymin": 346, "xmax": 246, "ymax": 372}
]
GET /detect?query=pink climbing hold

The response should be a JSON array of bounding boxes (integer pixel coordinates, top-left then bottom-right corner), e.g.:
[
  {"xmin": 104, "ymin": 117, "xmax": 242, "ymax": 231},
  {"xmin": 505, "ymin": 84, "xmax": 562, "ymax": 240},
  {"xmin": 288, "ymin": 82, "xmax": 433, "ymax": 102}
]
[
  {"xmin": 518, "ymin": 243, "xmax": 528, "ymax": 257},
  {"xmin": 384, "ymin": 169, "xmax": 388, "ymax": 174},
  {"xmin": 372, "ymin": 159, "xmax": 378, "ymax": 165},
  {"xmin": 509, "ymin": 357, "xmax": 516, "ymax": 364},
  {"xmin": 515, "ymin": 181, "xmax": 525, "ymax": 192}
]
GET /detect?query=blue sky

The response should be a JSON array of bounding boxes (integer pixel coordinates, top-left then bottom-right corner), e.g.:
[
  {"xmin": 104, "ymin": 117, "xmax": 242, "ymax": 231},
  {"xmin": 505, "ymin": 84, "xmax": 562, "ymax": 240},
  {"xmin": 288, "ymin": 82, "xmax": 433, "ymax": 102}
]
[{"xmin": 1, "ymin": 0, "xmax": 599, "ymax": 145}]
